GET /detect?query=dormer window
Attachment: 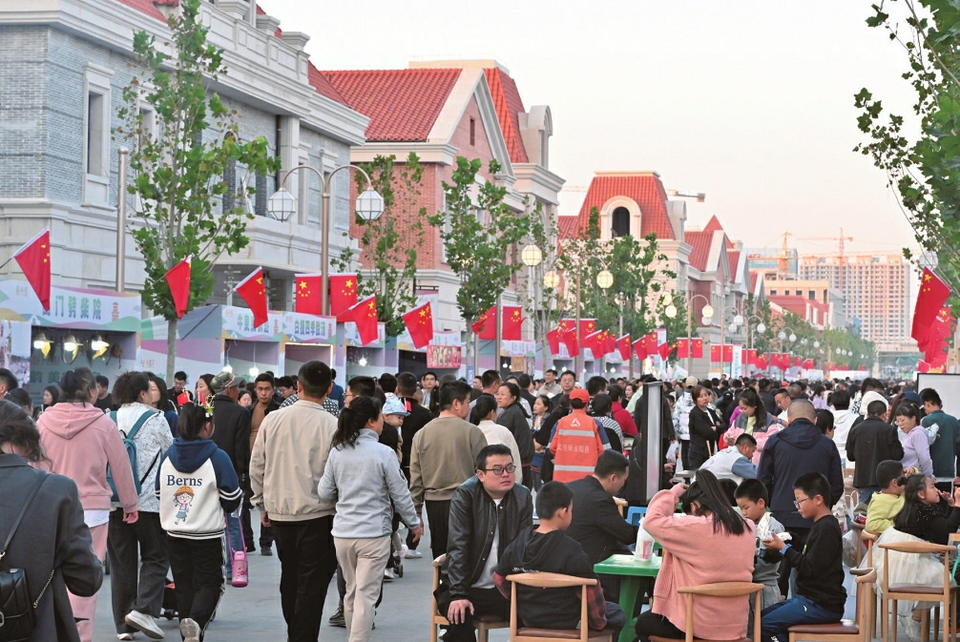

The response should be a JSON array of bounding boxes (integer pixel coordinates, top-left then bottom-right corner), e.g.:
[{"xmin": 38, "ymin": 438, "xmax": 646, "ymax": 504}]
[{"xmin": 612, "ymin": 206, "xmax": 630, "ymax": 237}]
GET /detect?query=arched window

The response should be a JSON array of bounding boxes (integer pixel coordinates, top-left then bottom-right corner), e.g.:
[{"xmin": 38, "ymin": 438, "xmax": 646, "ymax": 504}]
[{"xmin": 611, "ymin": 206, "xmax": 630, "ymax": 237}]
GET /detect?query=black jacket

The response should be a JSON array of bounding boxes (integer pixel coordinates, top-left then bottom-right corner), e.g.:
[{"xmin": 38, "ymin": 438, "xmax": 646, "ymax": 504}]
[
  {"xmin": 400, "ymin": 397, "xmax": 434, "ymax": 475},
  {"xmin": 211, "ymin": 393, "xmax": 251, "ymax": 477},
  {"xmin": 443, "ymin": 476, "xmax": 532, "ymax": 600},
  {"xmin": 0, "ymin": 455, "xmax": 102, "ymax": 642},
  {"xmin": 758, "ymin": 418, "xmax": 844, "ymax": 529},
  {"xmin": 497, "ymin": 402, "xmax": 534, "ymax": 465},
  {"xmin": 566, "ymin": 475, "xmax": 637, "ymax": 564},
  {"xmin": 846, "ymin": 416, "xmax": 904, "ymax": 488}
]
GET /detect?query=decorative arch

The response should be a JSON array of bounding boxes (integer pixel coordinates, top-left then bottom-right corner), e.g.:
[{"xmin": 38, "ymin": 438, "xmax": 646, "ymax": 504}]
[{"xmin": 599, "ymin": 196, "xmax": 641, "ymax": 241}]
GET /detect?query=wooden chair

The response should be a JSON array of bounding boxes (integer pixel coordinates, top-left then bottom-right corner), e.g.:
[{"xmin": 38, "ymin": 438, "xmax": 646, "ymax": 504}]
[
  {"xmin": 648, "ymin": 581, "xmax": 764, "ymax": 642},
  {"xmin": 788, "ymin": 568, "xmax": 876, "ymax": 642},
  {"xmin": 878, "ymin": 540, "xmax": 956, "ymax": 642},
  {"xmin": 857, "ymin": 531, "xmax": 879, "ymax": 639},
  {"xmin": 505, "ymin": 572, "xmax": 614, "ymax": 642},
  {"xmin": 430, "ymin": 554, "xmax": 508, "ymax": 642}
]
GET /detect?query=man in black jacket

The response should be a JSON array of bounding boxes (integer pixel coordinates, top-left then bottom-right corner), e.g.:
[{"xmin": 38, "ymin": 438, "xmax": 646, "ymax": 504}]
[
  {"xmin": 566, "ymin": 451, "xmax": 637, "ymax": 601},
  {"xmin": 438, "ymin": 444, "xmax": 533, "ymax": 642},
  {"xmin": 209, "ymin": 370, "xmax": 252, "ymax": 568},
  {"xmin": 846, "ymin": 399, "xmax": 901, "ymax": 506}
]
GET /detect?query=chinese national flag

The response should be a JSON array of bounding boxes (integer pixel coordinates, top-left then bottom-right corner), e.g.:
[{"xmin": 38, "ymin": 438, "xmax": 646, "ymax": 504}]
[
  {"xmin": 165, "ymin": 258, "xmax": 191, "ymax": 318},
  {"xmin": 583, "ymin": 330, "xmax": 603, "ymax": 356},
  {"xmin": 338, "ymin": 295, "xmax": 379, "ymax": 345},
  {"xmin": 918, "ymin": 360, "xmax": 931, "ymax": 373},
  {"xmin": 616, "ymin": 335, "xmax": 631, "ymax": 361},
  {"xmin": 756, "ymin": 356, "xmax": 768, "ymax": 370},
  {"xmin": 913, "ymin": 268, "xmax": 951, "ymax": 348},
  {"xmin": 13, "ymin": 229, "xmax": 51, "ymax": 311},
  {"xmin": 746, "ymin": 349, "xmax": 757, "ymax": 366},
  {"xmin": 295, "ymin": 274, "xmax": 323, "ymax": 315},
  {"xmin": 658, "ymin": 341, "xmax": 673, "ymax": 360},
  {"xmin": 546, "ymin": 327, "xmax": 562, "ymax": 355},
  {"xmin": 329, "ymin": 273, "xmax": 359, "ymax": 318},
  {"xmin": 502, "ymin": 306, "xmax": 524, "ymax": 341},
  {"xmin": 402, "ymin": 302, "xmax": 434, "ymax": 349},
  {"xmin": 675, "ymin": 338, "xmax": 689, "ymax": 359},
  {"xmin": 235, "ymin": 267, "xmax": 268, "ymax": 328},
  {"xmin": 471, "ymin": 306, "xmax": 497, "ymax": 340},
  {"xmin": 558, "ymin": 319, "xmax": 579, "ymax": 357},
  {"xmin": 710, "ymin": 344, "xmax": 721, "ymax": 362},
  {"xmin": 632, "ymin": 337, "xmax": 647, "ymax": 360},
  {"xmin": 692, "ymin": 338, "xmax": 704, "ymax": 358},
  {"xmin": 802, "ymin": 358, "xmax": 814, "ymax": 369},
  {"xmin": 580, "ymin": 319, "xmax": 597, "ymax": 341},
  {"xmin": 722, "ymin": 344, "xmax": 734, "ymax": 363},
  {"xmin": 793, "ymin": 355, "xmax": 802, "ymax": 367},
  {"xmin": 919, "ymin": 306, "xmax": 955, "ymax": 352}
]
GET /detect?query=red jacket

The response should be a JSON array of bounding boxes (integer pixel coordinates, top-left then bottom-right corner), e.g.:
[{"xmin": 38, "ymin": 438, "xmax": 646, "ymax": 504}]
[{"xmin": 611, "ymin": 401, "xmax": 637, "ymax": 437}]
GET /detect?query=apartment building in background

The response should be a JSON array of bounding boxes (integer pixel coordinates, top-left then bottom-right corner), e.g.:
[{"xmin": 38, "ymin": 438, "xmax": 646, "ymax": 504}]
[{"xmin": 800, "ymin": 253, "xmax": 910, "ymax": 345}]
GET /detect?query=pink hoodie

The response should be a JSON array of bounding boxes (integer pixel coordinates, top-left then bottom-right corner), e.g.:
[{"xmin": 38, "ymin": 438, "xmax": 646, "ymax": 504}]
[
  {"xmin": 644, "ymin": 484, "xmax": 757, "ymax": 640},
  {"xmin": 37, "ymin": 402, "xmax": 139, "ymax": 512}
]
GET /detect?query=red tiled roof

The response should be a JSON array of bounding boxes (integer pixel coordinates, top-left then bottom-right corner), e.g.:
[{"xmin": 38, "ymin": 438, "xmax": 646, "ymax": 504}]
[
  {"xmin": 308, "ymin": 63, "xmax": 349, "ymax": 107},
  {"xmin": 322, "ymin": 69, "xmax": 462, "ymax": 142},
  {"xmin": 557, "ymin": 216, "xmax": 582, "ymax": 238},
  {"xmin": 728, "ymin": 250, "xmax": 741, "ymax": 281},
  {"xmin": 703, "ymin": 215, "xmax": 734, "ymax": 249},
  {"xmin": 118, "ymin": 0, "xmax": 166, "ymax": 21},
  {"xmin": 686, "ymin": 230, "xmax": 714, "ymax": 271},
  {"xmin": 483, "ymin": 68, "xmax": 528, "ymax": 163},
  {"xmin": 560, "ymin": 173, "xmax": 676, "ymax": 241}
]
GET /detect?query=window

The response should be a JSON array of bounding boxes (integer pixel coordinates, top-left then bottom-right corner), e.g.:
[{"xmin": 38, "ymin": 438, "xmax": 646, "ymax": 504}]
[
  {"xmin": 611, "ymin": 206, "xmax": 630, "ymax": 237},
  {"xmin": 223, "ymin": 134, "xmax": 237, "ymax": 214},
  {"xmin": 255, "ymin": 172, "xmax": 267, "ymax": 217},
  {"xmin": 86, "ymin": 93, "xmax": 105, "ymax": 175},
  {"xmin": 469, "ymin": 118, "xmax": 476, "ymax": 146},
  {"xmin": 82, "ymin": 63, "xmax": 114, "ymax": 205}
]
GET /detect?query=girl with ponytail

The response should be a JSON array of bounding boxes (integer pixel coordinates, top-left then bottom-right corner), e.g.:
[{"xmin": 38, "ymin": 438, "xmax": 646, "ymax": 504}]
[
  {"xmin": 319, "ymin": 395, "xmax": 423, "ymax": 641},
  {"xmin": 155, "ymin": 402, "xmax": 242, "ymax": 641}
]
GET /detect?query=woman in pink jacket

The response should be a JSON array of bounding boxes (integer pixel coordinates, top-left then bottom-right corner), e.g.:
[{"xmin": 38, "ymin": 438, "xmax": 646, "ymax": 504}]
[
  {"xmin": 636, "ymin": 470, "xmax": 757, "ymax": 642},
  {"xmin": 37, "ymin": 368, "xmax": 139, "ymax": 642}
]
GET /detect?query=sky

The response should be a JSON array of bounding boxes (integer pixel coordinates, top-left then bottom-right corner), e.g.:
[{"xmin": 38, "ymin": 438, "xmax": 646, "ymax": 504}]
[{"xmin": 261, "ymin": 0, "xmax": 921, "ymax": 260}]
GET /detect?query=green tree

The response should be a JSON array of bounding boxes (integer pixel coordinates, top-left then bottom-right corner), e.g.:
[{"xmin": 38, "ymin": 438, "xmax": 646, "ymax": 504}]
[
  {"xmin": 854, "ymin": 0, "xmax": 960, "ymax": 291},
  {"xmin": 332, "ymin": 153, "xmax": 426, "ymax": 337},
  {"xmin": 115, "ymin": 0, "xmax": 279, "ymax": 381},
  {"xmin": 512, "ymin": 205, "xmax": 563, "ymax": 367},
  {"xmin": 427, "ymin": 156, "xmax": 544, "ymax": 367}
]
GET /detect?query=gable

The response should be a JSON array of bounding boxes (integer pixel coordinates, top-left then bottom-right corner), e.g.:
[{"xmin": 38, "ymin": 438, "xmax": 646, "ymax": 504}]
[{"xmin": 448, "ymin": 95, "xmax": 496, "ymax": 166}]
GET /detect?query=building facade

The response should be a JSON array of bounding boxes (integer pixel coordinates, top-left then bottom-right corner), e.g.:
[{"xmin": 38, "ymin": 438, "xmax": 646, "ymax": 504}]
[{"xmin": 800, "ymin": 253, "xmax": 910, "ymax": 344}]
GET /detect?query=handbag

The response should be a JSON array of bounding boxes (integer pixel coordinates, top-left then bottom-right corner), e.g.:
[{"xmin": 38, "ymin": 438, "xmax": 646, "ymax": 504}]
[
  {"xmin": 227, "ymin": 512, "xmax": 248, "ymax": 589},
  {"xmin": 0, "ymin": 474, "xmax": 53, "ymax": 642}
]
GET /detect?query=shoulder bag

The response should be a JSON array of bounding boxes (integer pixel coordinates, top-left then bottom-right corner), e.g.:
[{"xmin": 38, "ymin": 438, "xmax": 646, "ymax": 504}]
[{"xmin": 0, "ymin": 473, "xmax": 53, "ymax": 642}]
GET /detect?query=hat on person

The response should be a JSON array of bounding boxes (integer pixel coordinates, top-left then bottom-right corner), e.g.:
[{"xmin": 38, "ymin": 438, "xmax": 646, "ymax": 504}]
[
  {"xmin": 902, "ymin": 390, "xmax": 923, "ymax": 406},
  {"xmin": 859, "ymin": 390, "xmax": 889, "ymax": 416},
  {"xmin": 684, "ymin": 376, "xmax": 698, "ymax": 389},
  {"xmin": 569, "ymin": 388, "xmax": 590, "ymax": 403},
  {"xmin": 210, "ymin": 370, "xmax": 238, "ymax": 394},
  {"xmin": 383, "ymin": 396, "xmax": 410, "ymax": 417}
]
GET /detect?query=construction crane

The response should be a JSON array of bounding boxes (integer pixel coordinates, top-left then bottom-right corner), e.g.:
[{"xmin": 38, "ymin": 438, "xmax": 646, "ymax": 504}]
[
  {"xmin": 560, "ymin": 186, "xmax": 706, "ymax": 202},
  {"xmin": 795, "ymin": 229, "xmax": 854, "ymax": 289},
  {"xmin": 779, "ymin": 232, "xmax": 793, "ymax": 277}
]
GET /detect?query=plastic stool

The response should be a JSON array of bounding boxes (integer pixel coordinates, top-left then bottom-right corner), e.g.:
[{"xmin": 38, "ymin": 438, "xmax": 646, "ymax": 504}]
[{"xmin": 626, "ymin": 506, "xmax": 647, "ymax": 525}]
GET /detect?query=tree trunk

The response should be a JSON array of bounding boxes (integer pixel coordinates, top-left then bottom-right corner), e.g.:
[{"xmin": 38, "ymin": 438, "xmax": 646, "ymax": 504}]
[{"xmin": 166, "ymin": 316, "xmax": 178, "ymax": 383}]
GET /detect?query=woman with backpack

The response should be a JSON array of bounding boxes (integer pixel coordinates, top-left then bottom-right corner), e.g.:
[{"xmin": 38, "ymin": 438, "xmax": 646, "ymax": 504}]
[
  {"xmin": 0, "ymin": 399, "xmax": 103, "ymax": 642},
  {"xmin": 36, "ymin": 368, "xmax": 140, "ymax": 642},
  {"xmin": 108, "ymin": 371, "xmax": 174, "ymax": 641}
]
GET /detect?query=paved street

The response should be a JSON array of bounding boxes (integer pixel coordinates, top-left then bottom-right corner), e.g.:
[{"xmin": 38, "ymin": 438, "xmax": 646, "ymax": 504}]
[{"xmin": 91, "ymin": 517, "xmax": 513, "ymax": 642}]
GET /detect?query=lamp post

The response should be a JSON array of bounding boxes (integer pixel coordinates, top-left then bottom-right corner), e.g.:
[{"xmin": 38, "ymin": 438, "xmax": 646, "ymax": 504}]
[
  {"xmin": 268, "ymin": 164, "xmax": 384, "ymax": 315},
  {"xmin": 777, "ymin": 326, "xmax": 797, "ymax": 377},
  {"xmin": 746, "ymin": 315, "xmax": 766, "ymax": 370},
  {"xmin": 521, "ymin": 244, "xmax": 543, "ymax": 372},
  {"xmin": 682, "ymin": 294, "xmax": 714, "ymax": 375},
  {"xmin": 596, "ymin": 270, "xmax": 613, "ymax": 375},
  {"xmin": 715, "ymin": 305, "xmax": 743, "ymax": 377},
  {"xmin": 542, "ymin": 269, "xmax": 562, "ymax": 370}
]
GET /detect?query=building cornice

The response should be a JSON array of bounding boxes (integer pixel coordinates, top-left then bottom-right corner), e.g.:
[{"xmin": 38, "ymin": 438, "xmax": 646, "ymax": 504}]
[
  {"xmin": 348, "ymin": 142, "xmax": 460, "ymax": 166},
  {"xmin": 512, "ymin": 164, "xmax": 565, "ymax": 206}
]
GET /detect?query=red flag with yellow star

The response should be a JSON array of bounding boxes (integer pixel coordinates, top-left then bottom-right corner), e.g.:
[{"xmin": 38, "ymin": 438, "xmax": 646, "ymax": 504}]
[
  {"xmin": 294, "ymin": 274, "xmax": 323, "ymax": 315},
  {"xmin": 329, "ymin": 273, "xmax": 359, "ymax": 318},
  {"xmin": 632, "ymin": 337, "xmax": 647, "ymax": 360},
  {"xmin": 913, "ymin": 268, "xmax": 951, "ymax": 349},
  {"xmin": 579, "ymin": 319, "xmax": 596, "ymax": 342},
  {"xmin": 616, "ymin": 334, "xmax": 631, "ymax": 361},
  {"xmin": 402, "ymin": 302, "xmax": 434, "ymax": 349},
  {"xmin": 692, "ymin": 338, "xmax": 704, "ymax": 358},
  {"xmin": 502, "ymin": 306, "xmax": 524, "ymax": 341},
  {"xmin": 235, "ymin": 267, "xmax": 268, "ymax": 328},
  {"xmin": 471, "ymin": 306, "xmax": 497, "ymax": 340},
  {"xmin": 558, "ymin": 319, "xmax": 579, "ymax": 357},
  {"xmin": 338, "ymin": 294, "xmax": 379, "ymax": 345},
  {"xmin": 164, "ymin": 258, "xmax": 191, "ymax": 319},
  {"xmin": 13, "ymin": 229, "xmax": 51, "ymax": 311},
  {"xmin": 546, "ymin": 327, "xmax": 562, "ymax": 356}
]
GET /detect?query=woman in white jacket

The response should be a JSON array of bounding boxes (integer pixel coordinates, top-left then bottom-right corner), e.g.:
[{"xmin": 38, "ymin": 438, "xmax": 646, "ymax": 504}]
[{"xmin": 318, "ymin": 396, "xmax": 423, "ymax": 642}]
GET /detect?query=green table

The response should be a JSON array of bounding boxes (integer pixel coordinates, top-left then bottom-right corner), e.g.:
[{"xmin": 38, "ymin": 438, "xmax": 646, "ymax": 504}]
[{"xmin": 594, "ymin": 554, "xmax": 661, "ymax": 642}]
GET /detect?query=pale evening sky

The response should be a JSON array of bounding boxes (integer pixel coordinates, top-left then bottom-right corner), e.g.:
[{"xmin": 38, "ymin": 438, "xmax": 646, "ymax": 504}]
[{"xmin": 261, "ymin": 0, "xmax": 920, "ymax": 260}]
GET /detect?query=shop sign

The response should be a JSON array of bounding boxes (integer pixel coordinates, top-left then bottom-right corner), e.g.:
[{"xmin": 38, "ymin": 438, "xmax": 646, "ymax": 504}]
[
  {"xmin": 221, "ymin": 305, "xmax": 283, "ymax": 341},
  {"xmin": 0, "ymin": 280, "xmax": 140, "ymax": 332},
  {"xmin": 282, "ymin": 312, "xmax": 336, "ymax": 344},
  {"xmin": 427, "ymin": 344, "xmax": 462, "ymax": 369}
]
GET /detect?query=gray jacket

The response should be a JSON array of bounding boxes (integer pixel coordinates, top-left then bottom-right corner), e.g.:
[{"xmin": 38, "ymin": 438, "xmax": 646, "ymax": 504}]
[{"xmin": 318, "ymin": 429, "xmax": 421, "ymax": 538}]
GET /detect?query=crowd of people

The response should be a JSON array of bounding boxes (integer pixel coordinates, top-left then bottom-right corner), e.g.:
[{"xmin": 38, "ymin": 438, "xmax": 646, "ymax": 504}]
[{"xmin": 0, "ymin": 361, "xmax": 956, "ymax": 642}]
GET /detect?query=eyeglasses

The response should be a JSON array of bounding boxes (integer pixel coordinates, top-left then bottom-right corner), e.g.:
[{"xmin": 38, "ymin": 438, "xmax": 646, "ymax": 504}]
[
  {"xmin": 481, "ymin": 464, "xmax": 517, "ymax": 476},
  {"xmin": 793, "ymin": 496, "xmax": 814, "ymax": 509}
]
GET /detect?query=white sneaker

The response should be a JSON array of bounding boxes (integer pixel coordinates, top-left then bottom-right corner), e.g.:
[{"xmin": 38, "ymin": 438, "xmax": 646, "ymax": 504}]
[
  {"xmin": 180, "ymin": 618, "xmax": 201, "ymax": 642},
  {"xmin": 124, "ymin": 610, "xmax": 164, "ymax": 640},
  {"xmin": 383, "ymin": 567, "xmax": 395, "ymax": 581},
  {"xmin": 400, "ymin": 544, "xmax": 409, "ymax": 559},
  {"xmin": 404, "ymin": 549, "xmax": 423, "ymax": 559},
  {"xmin": 899, "ymin": 615, "xmax": 922, "ymax": 642},
  {"xmin": 117, "ymin": 635, "xmax": 135, "ymax": 641}
]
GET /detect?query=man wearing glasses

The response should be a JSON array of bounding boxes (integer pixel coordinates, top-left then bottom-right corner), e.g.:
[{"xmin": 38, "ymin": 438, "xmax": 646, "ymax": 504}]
[
  {"xmin": 757, "ymin": 398, "xmax": 843, "ymax": 598},
  {"xmin": 437, "ymin": 443, "xmax": 533, "ymax": 642}
]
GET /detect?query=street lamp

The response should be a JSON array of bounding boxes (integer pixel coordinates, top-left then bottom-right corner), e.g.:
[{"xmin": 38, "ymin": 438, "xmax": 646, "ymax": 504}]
[
  {"xmin": 268, "ymin": 164, "xmax": 384, "ymax": 315},
  {"xmin": 543, "ymin": 271, "xmax": 561, "ymax": 289},
  {"xmin": 714, "ymin": 305, "xmax": 742, "ymax": 377},
  {"xmin": 686, "ymin": 294, "xmax": 713, "ymax": 375},
  {"xmin": 596, "ymin": 270, "xmax": 614, "ymax": 290},
  {"xmin": 520, "ymin": 244, "xmax": 544, "ymax": 370},
  {"xmin": 521, "ymin": 244, "xmax": 543, "ymax": 267}
]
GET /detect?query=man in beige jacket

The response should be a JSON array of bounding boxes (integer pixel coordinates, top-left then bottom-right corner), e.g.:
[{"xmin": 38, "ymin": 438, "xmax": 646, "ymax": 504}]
[
  {"xmin": 410, "ymin": 380, "xmax": 488, "ymax": 560},
  {"xmin": 250, "ymin": 360, "xmax": 338, "ymax": 642}
]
